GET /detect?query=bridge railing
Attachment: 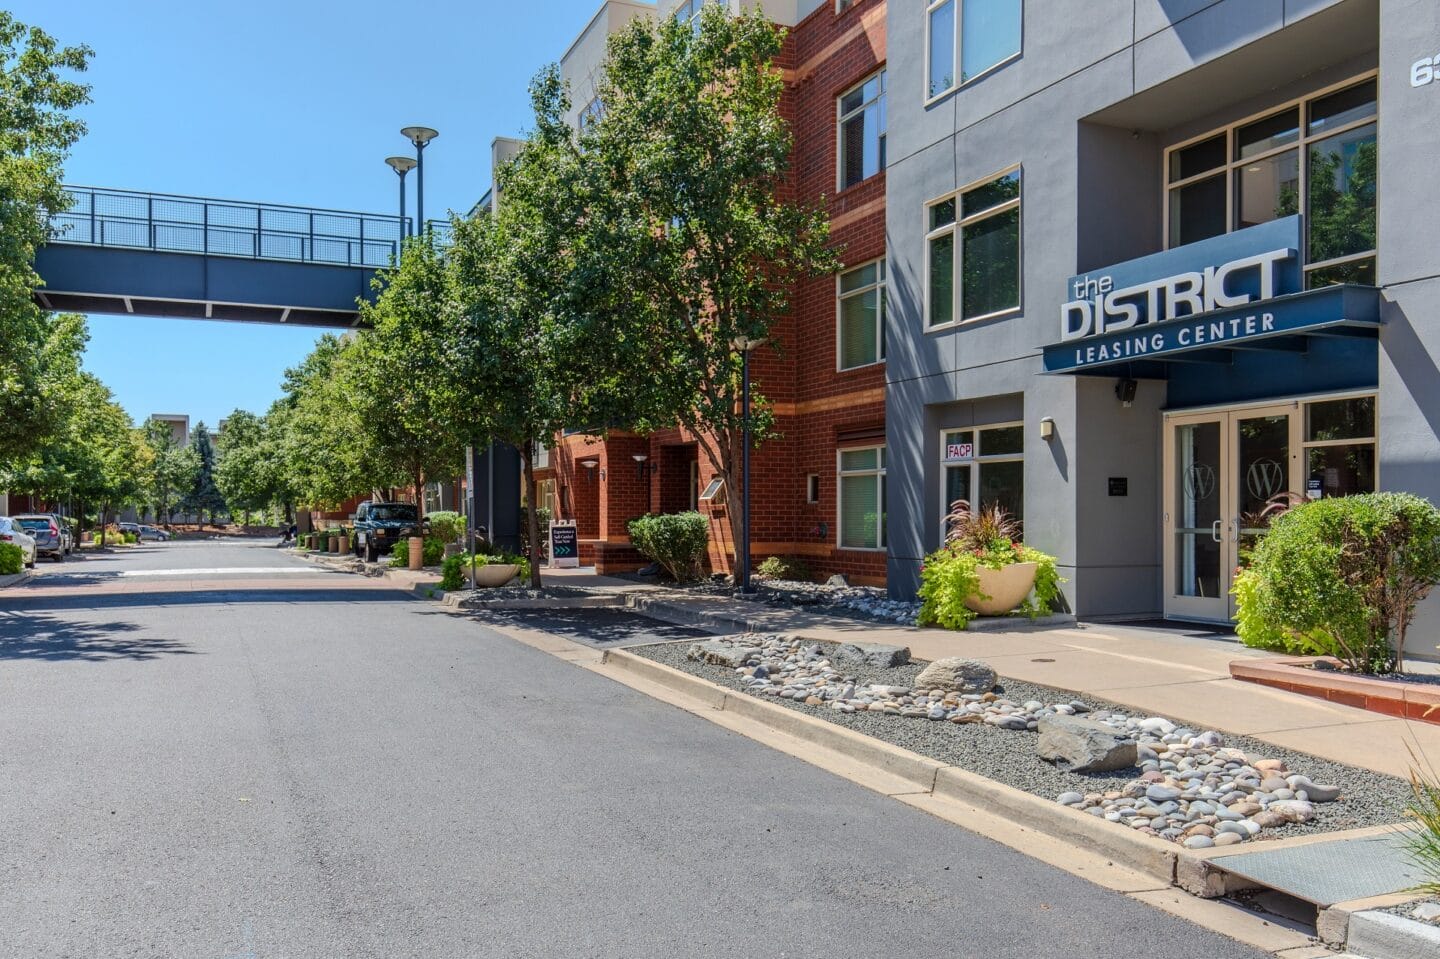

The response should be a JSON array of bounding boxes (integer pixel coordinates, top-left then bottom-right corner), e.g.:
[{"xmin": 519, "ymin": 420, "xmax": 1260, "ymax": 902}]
[{"xmin": 48, "ymin": 186, "xmax": 413, "ymax": 269}]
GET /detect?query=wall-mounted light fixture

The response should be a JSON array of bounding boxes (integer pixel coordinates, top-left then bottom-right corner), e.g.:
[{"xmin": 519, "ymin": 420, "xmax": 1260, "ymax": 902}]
[
  {"xmin": 632, "ymin": 453, "xmax": 649, "ymax": 479},
  {"xmin": 1115, "ymin": 377, "xmax": 1138, "ymax": 408},
  {"xmin": 581, "ymin": 460, "xmax": 603, "ymax": 482},
  {"xmin": 1039, "ymin": 416, "xmax": 1055, "ymax": 441}
]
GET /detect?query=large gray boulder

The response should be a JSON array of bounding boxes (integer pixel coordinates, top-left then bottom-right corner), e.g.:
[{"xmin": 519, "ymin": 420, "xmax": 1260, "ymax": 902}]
[
  {"xmin": 913, "ymin": 657, "xmax": 997, "ymax": 694},
  {"xmin": 1036, "ymin": 715, "xmax": 1138, "ymax": 773},
  {"xmin": 830, "ymin": 642, "xmax": 911, "ymax": 669},
  {"xmin": 687, "ymin": 640, "xmax": 759, "ymax": 668}
]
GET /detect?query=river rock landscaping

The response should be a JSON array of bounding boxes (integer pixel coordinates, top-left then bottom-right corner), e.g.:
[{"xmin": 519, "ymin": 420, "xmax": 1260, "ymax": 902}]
[
  {"xmin": 670, "ymin": 577, "xmax": 921, "ymax": 625},
  {"xmin": 637, "ymin": 633, "xmax": 1411, "ymax": 844}
]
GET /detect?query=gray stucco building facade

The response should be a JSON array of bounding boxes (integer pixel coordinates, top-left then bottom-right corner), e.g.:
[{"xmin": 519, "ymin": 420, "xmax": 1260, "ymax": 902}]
[{"xmin": 884, "ymin": 0, "xmax": 1439, "ymax": 639}]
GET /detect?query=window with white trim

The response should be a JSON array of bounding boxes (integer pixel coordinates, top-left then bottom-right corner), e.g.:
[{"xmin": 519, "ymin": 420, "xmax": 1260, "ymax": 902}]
[
  {"xmin": 941, "ymin": 424, "xmax": 1023, "ymax": 534},
  {"xmin": 838, "ymin": 446, "xmax": 886, "ymax": 549},
  {"xmin": 926, "ymin": 0, "xmax": 1022, "ymax": 100},
  {"xmin": 838, "ymin": 69, "xmax": 886, "ymax": 189},
  {"xmin": 926, "ymin": 167, "xmax": 1021, "ymax": 328},
  {"xmin": 837, "ymin": 258, "xmax": 886, "ymax": 370},
  {"xmin": 1165, "ymin": 76, "xmax": 1376, "ymax": 288},
  {"xmin": 579, "ymin": 97, "xmax": 604, "ymax": 130},
  {"xmin": 533, "ymin": 443, "xmax": 550, "ymax": 470},
  {"xmin": 674, "ymin": 0, "xmax": 713, "ymax": 24}
]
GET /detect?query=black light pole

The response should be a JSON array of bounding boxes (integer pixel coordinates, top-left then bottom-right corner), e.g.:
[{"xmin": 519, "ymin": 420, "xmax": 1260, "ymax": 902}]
[
  {"xmin": 384, "ymin": 155, "xmax": 416, "ymax": 248},
  {"xmin": 400, "ymin": 126, "xmax": 439, "ymax": 235},
  {"xmin": 732, "ymin": 336, "xmax": 765, "ymax": 594}
]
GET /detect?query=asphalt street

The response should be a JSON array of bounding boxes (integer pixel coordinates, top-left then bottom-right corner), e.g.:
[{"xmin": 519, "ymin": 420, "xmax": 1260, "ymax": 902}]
[{"xmin": 0, "ymin": 539, "xmax": 1270, "ymax": 958}]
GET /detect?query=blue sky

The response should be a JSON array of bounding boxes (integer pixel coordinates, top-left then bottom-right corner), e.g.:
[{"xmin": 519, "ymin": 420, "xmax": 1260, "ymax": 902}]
[{"xmin": 12, "ymin": 0, "xmax": 637, "ymax": 428}]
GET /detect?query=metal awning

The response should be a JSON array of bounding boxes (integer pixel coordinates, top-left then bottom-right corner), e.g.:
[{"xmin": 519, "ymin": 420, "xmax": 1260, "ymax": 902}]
[{"xmin": 1042, "ymin": 284, "xmax": 1381, "ymax": 378}]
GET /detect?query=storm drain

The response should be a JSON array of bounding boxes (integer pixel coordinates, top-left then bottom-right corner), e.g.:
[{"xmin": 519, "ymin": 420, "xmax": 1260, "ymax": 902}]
[{"xmin": 1210, "ymin": 831, "xmax": 1422, "ymax": 907}]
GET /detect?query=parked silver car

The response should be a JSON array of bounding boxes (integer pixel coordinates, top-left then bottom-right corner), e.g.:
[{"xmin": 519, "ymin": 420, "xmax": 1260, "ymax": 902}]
[
  {"xmin": 13, "ymin": 514, "xmax": 70, "ymax": 561},
  {"xmin": 138, "ymin": 525, "xmax": 171, "ymax": 542},
  {"xmin": 0, "ymin": 517, "xmax": 38, "ymax": 569}
]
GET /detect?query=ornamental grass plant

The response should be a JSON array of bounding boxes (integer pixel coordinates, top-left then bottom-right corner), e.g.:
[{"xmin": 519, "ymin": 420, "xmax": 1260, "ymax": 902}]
[{"xmin": 917, "ymin": 501, "xmax": 1062, "ymax": 630}]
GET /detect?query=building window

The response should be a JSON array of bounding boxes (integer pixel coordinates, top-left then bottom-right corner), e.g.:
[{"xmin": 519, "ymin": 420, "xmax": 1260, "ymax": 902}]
[
  {"xmin": 837, "ymin": 258, "xmax": 887, "ymax": 369},
  {"xmin": 839, "ymin": 69, "xmax": 886, "ymax": 189},
  {"xmin": 926, "ymin": 167, "xmax": 1021, "ymax": 328},
  {"xmin": 838, "ymin": 446, "xmax": 886, "ymax": 550},
  {"xmin": 579, "ymin": 97, "xmax": 604, "ymax": 130},
  {"xmin": 533, "ymin": 443, "xmax": 550, "ymax": 470},
  {"xmin": 836, "ymin": 0, "xmax": 854, "ymax": 11},
  {"xmin": 806, "ymin": 474, "xmax": 821, "ymax": 504},
  {"xmin": 941, "ymin": 424, "xmax": 1023, "ymax": 535},
  {"xmin": 1165, "ymin": 76, "xmax": 1377, "ymax": 287},
  {"xmin": 674, "ymin": 0, "xmax": 712, "ymax": 24},
  {"xmin": 1303, "ymin": 395, "xmax": 1376, "ymax": 498},
  {"xmin": 926, "ymin": 0, "xmax": 1022, "ymax": 100}
]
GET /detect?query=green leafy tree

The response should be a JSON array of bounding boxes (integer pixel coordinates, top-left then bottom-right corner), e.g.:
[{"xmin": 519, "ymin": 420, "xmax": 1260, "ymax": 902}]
[
  {"xmin": 63, "ymin": 376, "xmax": 145, "ymax": 546},
  {"xmin": 215, "ymin": 409, "xmax": 282, "ymax": 526},
  {"xmin": 0, "ymin": 313, "xmax": 88, "ymax": 502},
  {"xmin": 0, "ymin": 14, "xmax": 91, "ymax": 462},
  {"xmin": 182, "ymin": 422, "xmax": 227, "ymax": 524},
  {"xmin": 143, "ymin": 418, "xmax": 199, "ymax": 526},
  {"xmin": 347, "ymin": 239, "xmax": 465, "ymax": 521},
  {"xmin": 579, "ymin": 5, "xmax": 838, "ymax": 559},
  {"xmin": 277, "ymin": 334, "xmax": 372, "ymax": 510},
  {"xmin": 447, "ymin": 68, "xmax": 619, "ymax": 588}
]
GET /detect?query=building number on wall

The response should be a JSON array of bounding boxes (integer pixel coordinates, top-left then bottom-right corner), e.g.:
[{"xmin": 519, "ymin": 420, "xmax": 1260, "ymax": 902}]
[{"xmin": 1414, "ymin": 54, "xmax": 1439, "ymax": 88}]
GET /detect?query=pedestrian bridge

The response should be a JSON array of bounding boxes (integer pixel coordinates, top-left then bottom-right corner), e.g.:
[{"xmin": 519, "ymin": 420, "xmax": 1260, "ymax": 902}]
[{"xmin": 34, "ymin": 186, "xmax": 421, "ymax": 327}]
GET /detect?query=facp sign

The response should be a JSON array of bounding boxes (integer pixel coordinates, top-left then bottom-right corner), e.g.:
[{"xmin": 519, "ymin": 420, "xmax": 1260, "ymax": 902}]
[{"xmin": 1059, "ymin": 216, "xmax": 1302, "ymax": 343}]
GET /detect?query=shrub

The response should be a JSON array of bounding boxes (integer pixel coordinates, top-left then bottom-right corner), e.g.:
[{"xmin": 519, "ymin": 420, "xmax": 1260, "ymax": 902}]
[
  {"xmin": 1233, "ymin": 492, "xmax": 1440, "ymax": 673},
  {"xmin": 628, "ymin": 512, "xmax": 709, "ymax": 582},
  {"xmin": 917, "ymin": 501, "xmax": 1062, "ymax": 630},
  {"xmin": 439, "ymin": 551, "xmax": 532, "ymax": 590},
  {"xmin": 0, "ymin": 542, "xmax": 22, "ymax": 575},
  {"xmin": 390, "ymin": 536, "xmax": 445, "ymax": 568},
  {"xmin": 756, "ymin": 555, "xmax": 813, "ymax": 582},
  {"xmin": 427, "ymin": 510, "xmax": 464, "ymax": 544}
]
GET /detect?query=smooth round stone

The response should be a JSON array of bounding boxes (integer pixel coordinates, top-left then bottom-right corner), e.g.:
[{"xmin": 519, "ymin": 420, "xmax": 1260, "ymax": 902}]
[
  {"xmin": 1057, "ymin": 792, "xmax": 1085, "ymax": 806},
  {"xmin": 1188, "ymin": 801, "xmax": 1214, "ymax": 817},
  {"xmin": 1213, "ymin": 832, "xmax": 1244, "ymax": 846},
  {"xmin": 1215, "ymin": 806, "xmax": 1244, "ymax": 821},
  {"xmin": 1215, "ymin": 821, "xmax": 1249, "ymax": 836},
  {"xmin": 1086, "ymin": 806, "xmax": 1107, "ymax": 817},
  {"xmin": 1183, "ymin": 835, "xmax": 1215, "ymax": 849},
  {"xmin": 1146, "ymin": 784, "xmax": 1182, "ymax": 802},
  {"xmin": 1238, "ymin": 819, "xmax": 1261, "ymax": 836},
  {"xmin": 1272, "ymin": 788, "xmax": 1296, "ymax": 800},
  {"xmin": 1105, "ymin": 812, "xmax": 1123, "ymax": 822}
]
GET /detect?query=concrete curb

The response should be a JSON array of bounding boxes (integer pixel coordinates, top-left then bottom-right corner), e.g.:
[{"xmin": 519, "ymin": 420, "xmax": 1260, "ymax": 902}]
[
  {"xmin": 0, "ymin": 569, "xmax": 34, "ymax": 590},
  {"xmin": 602, "ymin": 646, "xmax": 1183, "ymax": 885},
  {"xmin": 623, "ymin": 594, "xmax": 759, "ymax": 633},
  {"xmin": 1345, "ymin": 910, "xmax": 1440, "ymax": 959}
]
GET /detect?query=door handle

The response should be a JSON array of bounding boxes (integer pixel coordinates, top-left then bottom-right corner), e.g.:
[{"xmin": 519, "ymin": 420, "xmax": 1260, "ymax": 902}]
[{"xmin": 1211, "ymin": 520, "xmax": 1223, "ymax": 543}]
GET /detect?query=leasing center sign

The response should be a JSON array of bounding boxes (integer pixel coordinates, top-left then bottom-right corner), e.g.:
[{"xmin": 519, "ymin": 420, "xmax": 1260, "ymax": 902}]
[{"xmin": 1044, "ymin": 217, "xmax": 1304, "ymax": 373}]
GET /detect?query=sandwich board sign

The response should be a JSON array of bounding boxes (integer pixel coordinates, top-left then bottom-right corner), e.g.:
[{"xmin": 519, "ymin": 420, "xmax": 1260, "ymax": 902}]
[{"xmin": 550, "ymin": 520, "xmax": 579, "ymax": 568}]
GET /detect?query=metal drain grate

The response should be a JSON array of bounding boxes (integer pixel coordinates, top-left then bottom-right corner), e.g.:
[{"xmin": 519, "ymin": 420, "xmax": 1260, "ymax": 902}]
[{"xmin": 1211, "ymin": 832, "xmax": 1423, "ymax": 907}]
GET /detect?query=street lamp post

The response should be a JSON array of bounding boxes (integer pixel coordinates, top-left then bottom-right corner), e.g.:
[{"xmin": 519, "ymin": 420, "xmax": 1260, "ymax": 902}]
[
  {"xmin": 731, "ymin": 335, "xmax": 765, "ymax": 594},
  {"xmin": 400, "ymin": 126, "xmax": 439, "ymax": 235},
  {"xmin": 384, "ymin": 155, "xmax": 416, "ymax": 248}
]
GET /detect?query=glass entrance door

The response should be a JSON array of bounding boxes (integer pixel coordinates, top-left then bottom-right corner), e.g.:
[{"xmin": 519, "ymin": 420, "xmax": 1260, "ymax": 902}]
[{"xmin": 1163, "ymin": 404, "xmax": 1297, "ymax": 622}]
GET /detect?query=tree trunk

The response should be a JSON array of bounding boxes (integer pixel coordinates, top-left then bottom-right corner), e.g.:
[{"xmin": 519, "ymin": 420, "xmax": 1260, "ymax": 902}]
[
  {"xmin": 523, "ymin": 451, "xmax": 542, "ymax": 589},
  {"xmin": 413, "ymin": 469, "xmax": 426, "ymax": 524},
  {"xmin": 98, "ymin": 503, "xmax": 109, "ymax": 547}
]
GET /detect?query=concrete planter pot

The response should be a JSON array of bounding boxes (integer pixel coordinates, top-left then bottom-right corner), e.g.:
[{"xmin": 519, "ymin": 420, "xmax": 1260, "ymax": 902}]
[
  {"xmin": 328, "ymin": 535, "xmax": 340, "ymax": 553},
  {"xmin": 965, "ymin": 562, "xmax": 1038, "ymax": 616},
  {"xmin": 470, "ymin": 563, "xmax": 520, "ymax": 588},
  {"xmin": 407, "ymin": 536, "xmax": 424, "ymax": 571}
]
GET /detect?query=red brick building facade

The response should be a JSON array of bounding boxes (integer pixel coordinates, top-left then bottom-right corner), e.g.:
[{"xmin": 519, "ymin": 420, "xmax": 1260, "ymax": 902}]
[{"xmin": 535, "ymin": 0, "xmax": 888, "ymax": 585}]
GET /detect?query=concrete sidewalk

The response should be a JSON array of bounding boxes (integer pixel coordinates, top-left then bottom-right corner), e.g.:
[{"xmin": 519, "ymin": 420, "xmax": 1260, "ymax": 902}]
[{"xmin": 625, "ymin": 589, "xmax": 1440, "ymax": 780}]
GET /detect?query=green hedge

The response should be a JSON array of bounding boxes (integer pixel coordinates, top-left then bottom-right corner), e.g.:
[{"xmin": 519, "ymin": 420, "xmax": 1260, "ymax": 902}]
[
  {"xmin": 427, "ymin": 510, "xmax": 464, "ymax": 543},
  {"xmin": 0, "ymin": 542, "xmax": 22, "ymax": 575},
  {"xmin": 390, "ymin": 536, "xmax": 445, "ymax": 568},
  {"xmin": 1234, "ymin": 492, "xmax": 1440, "ymax": 673},
  {"xmin": 628, "ymin": 512, "xmax": 709, "ymax": 582}
]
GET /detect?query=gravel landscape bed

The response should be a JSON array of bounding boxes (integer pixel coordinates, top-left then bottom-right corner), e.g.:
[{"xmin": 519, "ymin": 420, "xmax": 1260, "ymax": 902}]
[
  {"xmin": 632, "ymin": 638, "xmax": 1410, "ymax": 841},
  {"xmin": 630, "ymin": 576, "xmax": 922, "ymax": 625},
  {"xmin": 1381, "ymin": 897, "xmax": 1440, "ymax": 925}
]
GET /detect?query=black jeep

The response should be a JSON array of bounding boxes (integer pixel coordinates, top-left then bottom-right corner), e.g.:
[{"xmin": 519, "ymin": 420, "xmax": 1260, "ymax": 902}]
[{"xmin": 352, "ymin": 502, "xmax": 420, "ymax": 563}]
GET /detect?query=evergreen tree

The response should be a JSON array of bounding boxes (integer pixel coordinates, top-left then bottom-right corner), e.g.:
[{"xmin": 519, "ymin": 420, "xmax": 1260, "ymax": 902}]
[{"xmin": 182, "ymin": 423, "xmax": 226, "ymax": 525}]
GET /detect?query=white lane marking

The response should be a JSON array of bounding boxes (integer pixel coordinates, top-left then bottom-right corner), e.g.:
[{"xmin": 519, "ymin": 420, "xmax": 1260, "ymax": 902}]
[{"xmin": 117, "ymin": 567, "xmax": 325, "ymax": 577}]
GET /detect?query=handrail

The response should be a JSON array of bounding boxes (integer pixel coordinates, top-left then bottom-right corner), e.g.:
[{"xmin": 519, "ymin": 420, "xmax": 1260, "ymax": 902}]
[{"xmin": 47, "ymin": 185, "xmax": 412, "ymax": 270}]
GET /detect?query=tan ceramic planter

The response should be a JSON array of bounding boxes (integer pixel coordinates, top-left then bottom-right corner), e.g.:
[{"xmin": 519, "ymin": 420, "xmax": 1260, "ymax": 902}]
[
  {"xmin": 408, "ymin": 536, "xmax": 424, "ymax": 570},
  {"xmin": 470, "ymin": 563, "xmax": 520, "ymax": 588},
  {"xmin": 964, "ymin": 562, "xmax": 1038, "ymax": 616}
]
